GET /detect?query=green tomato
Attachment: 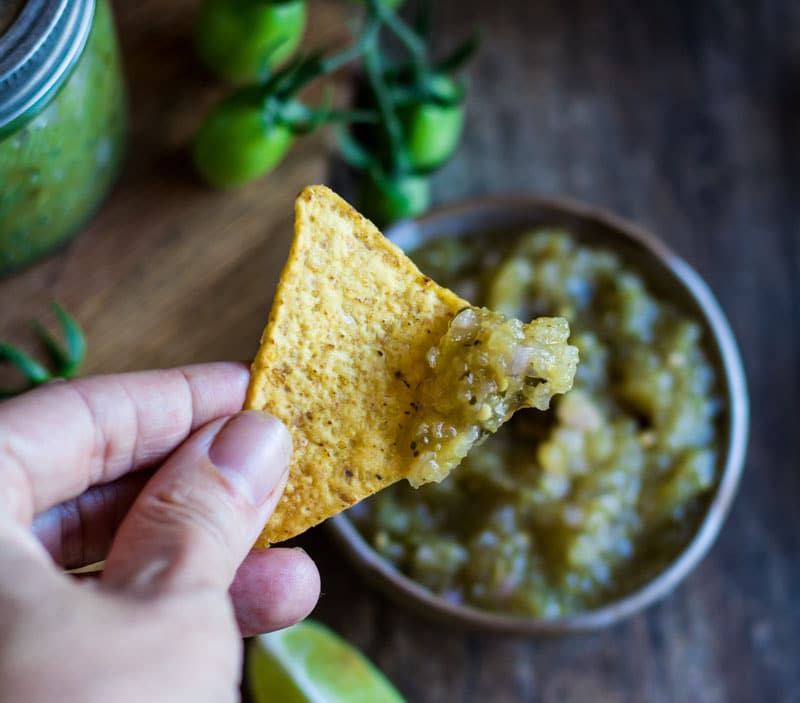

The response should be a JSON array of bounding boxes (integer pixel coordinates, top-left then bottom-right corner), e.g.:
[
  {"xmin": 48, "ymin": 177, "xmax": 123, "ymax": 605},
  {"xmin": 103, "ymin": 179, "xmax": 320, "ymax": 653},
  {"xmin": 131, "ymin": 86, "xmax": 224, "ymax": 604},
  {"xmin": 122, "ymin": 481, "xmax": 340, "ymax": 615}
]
[
  {"xmin": 193, "ymin": 98, "xmax": 294, "ymax": 188},
  {"xmin": 400, "ymin": 76, "xmax": 465, "ymax": 172},
  {"xmin": 195, "ymin": 0, "xmax": 307, "ymax": 83},
  {"xmin": 359, "ymin": 173, "xmax": 431, "ymax": 226}
]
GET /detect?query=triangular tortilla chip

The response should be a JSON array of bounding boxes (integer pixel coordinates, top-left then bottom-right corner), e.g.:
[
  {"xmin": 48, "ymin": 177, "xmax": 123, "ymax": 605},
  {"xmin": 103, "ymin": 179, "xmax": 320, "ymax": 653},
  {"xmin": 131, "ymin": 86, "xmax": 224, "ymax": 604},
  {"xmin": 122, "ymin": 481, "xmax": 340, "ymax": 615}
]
[{"xmin": 246, "ymin": 186, "xmax": 467, "ymax": 546}]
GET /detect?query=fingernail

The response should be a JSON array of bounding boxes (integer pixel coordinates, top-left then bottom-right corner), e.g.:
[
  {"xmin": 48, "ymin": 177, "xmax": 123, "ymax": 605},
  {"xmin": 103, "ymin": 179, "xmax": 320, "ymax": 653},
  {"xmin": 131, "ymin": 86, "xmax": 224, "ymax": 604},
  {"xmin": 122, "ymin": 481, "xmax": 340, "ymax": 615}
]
[{"xmin": 209, "ymin": 411, "xmax": 292, "ymax": 506}]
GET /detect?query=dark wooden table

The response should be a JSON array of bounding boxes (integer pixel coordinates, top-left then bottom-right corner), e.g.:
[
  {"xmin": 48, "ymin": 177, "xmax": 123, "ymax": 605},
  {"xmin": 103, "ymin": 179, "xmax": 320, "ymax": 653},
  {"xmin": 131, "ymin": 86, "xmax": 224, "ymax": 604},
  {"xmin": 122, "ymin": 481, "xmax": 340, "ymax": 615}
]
[{"xmin": 1, "ymin": 1, "xmax": 797, "ymax": 701}]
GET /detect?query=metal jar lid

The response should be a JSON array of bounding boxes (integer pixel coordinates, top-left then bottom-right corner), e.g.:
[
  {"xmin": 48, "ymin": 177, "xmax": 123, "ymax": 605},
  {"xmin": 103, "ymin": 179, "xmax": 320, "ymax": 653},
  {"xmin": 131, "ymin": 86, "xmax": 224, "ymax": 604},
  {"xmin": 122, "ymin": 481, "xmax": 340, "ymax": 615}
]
[{"xmin": 0, "ymin": 0, "xmax": 95, "ymax": 138}]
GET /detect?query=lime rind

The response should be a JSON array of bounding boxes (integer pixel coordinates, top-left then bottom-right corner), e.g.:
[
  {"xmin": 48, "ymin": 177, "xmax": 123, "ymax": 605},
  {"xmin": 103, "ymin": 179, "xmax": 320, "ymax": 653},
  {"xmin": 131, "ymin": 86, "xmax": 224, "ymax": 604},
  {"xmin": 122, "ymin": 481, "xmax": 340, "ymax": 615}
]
[{"xmin": 248, "ymin": 620, "xmax": 405, "ymax": 703}]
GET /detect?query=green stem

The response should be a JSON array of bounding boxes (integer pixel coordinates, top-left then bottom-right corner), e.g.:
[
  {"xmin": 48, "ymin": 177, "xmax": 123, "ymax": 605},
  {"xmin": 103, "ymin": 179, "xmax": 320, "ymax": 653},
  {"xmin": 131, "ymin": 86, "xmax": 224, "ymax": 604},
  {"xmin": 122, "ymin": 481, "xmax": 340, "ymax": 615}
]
[
  {"xmin": 369, "ymin": 0, "xmax": 425, "ymax": 56},
  {"xmin": 252, "ymin": 9, "xmax": 382, "ymax": 117},
  {"xmin": 368, "ymin": 0, "xmax": 427, "ymax": 83},
  {"xmin": 363, "ymin": 45, "xmax": 408, "ymax": 173},
  {"xmin": 318, "ymin": 13, "xmax": 382, "ymax": 75},
  {"xmin": 320, "ymin": 108, "xmax": 377, "ymax": 123}
]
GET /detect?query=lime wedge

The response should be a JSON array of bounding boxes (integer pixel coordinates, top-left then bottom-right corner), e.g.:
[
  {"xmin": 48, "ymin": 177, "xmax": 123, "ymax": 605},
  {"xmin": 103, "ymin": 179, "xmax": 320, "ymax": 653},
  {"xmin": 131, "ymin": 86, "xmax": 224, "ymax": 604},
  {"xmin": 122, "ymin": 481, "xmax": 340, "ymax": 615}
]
[{"xmin": 248, "ymin": 620, "xmax": 406, "ymax": 703}]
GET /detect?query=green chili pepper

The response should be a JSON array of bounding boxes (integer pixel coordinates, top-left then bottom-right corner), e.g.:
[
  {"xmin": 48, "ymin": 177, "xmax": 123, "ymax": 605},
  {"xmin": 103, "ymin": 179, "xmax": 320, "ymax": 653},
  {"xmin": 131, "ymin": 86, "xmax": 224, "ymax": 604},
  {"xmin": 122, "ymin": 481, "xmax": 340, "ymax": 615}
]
[{"xmin": 0, "ymin": 304, "xmax": 87, "ymax": 398}]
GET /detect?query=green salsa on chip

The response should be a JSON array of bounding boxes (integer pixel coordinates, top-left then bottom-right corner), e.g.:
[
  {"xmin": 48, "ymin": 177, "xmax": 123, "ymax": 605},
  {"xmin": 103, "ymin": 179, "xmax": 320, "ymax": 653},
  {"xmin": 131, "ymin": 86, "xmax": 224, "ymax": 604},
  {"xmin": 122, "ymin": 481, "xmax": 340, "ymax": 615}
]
[
  {"xmin": 351, "ymin": 229, "xmax": 719, "ymax": 617},
  {"xmin": 406, "ymin": 308, "xmax": 578, "ymax": 488}
]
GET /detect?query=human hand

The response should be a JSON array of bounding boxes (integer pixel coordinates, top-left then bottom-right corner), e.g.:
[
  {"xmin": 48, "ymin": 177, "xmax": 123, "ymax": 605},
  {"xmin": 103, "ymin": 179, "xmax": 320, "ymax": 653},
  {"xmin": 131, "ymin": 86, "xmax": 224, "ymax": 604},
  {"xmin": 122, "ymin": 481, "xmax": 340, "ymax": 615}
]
[{"xmin": 0, "ymin": 363, "xmax": 320, "ymax": 703}]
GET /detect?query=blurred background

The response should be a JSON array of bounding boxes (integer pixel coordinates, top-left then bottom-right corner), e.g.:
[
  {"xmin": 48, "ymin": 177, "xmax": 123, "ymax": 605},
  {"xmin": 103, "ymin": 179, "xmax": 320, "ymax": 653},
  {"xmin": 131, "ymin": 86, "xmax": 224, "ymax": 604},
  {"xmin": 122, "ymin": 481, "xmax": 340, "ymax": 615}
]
[{"xmin": 0, "ymin": 1, "xmax": 797, "ymax": 701}]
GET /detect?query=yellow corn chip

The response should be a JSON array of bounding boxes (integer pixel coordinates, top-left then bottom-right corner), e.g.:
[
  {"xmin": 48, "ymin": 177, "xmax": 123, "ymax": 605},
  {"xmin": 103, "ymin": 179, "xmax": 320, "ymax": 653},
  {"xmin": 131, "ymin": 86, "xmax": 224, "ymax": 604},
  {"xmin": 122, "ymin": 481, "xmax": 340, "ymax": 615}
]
[{"xmin": 246, "ymin": 186, "xmax": 467, "ymax": 546}]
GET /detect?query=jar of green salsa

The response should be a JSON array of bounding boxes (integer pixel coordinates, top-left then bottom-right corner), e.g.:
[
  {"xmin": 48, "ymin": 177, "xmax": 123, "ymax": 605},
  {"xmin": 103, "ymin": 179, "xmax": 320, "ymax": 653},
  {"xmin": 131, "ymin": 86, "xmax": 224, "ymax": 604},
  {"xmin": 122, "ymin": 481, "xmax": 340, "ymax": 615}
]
[{"xmin": 0, "ymin": 0, "xmax": 127, "ymax": 276}]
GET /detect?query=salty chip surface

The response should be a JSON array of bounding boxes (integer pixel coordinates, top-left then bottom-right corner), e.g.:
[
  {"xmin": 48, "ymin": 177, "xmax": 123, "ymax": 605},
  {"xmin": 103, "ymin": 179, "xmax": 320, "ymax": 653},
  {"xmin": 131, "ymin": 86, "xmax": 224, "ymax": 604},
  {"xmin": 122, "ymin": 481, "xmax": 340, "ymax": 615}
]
[{"xmin": 247, "ymin": 186, "xmax": 578, "ymax": 546}]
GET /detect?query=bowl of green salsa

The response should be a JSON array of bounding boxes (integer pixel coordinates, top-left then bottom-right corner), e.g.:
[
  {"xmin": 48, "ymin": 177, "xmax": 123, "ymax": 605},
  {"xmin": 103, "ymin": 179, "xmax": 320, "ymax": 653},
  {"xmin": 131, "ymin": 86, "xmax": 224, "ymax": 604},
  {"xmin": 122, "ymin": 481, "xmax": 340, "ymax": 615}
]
[{"xmin": 329, "ymin": 194, "xmax": 749, "ymax": 633}]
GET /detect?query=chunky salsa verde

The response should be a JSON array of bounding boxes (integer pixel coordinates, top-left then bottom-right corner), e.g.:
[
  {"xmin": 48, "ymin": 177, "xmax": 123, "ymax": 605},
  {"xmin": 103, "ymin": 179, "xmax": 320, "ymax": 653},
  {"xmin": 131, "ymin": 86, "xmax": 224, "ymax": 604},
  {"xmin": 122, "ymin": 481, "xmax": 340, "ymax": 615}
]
[
  {"xmin": 406, "ymin": 308, "xmax": 578, "ymax": 487},
  {"xmin": 351, "ymin": 229, "xmax": 719, "ymax": 617}
]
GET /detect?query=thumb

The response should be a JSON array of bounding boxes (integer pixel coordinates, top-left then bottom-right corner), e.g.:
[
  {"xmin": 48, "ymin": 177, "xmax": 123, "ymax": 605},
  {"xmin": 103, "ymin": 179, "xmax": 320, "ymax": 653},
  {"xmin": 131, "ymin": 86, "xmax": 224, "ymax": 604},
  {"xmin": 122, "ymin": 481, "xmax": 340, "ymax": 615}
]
[{"xmin": 102, "ymin": 411, "xmax": 291, "ymax": 595}]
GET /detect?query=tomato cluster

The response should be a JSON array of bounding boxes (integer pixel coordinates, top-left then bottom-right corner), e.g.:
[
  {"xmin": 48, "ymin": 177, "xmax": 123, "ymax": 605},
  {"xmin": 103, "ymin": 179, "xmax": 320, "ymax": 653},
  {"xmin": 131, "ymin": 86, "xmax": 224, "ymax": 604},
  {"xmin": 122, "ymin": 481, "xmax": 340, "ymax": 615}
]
[
  {"xmin": 191, "ymin": 0, "xmax": 476, "ymax": 225},
  {"xmin": 341, "ymin": 2, "xmax": 476, "ymax": 224},
  {"xmin": 192, "ymin": 1, "xmax": 382, "ymax": 189}
]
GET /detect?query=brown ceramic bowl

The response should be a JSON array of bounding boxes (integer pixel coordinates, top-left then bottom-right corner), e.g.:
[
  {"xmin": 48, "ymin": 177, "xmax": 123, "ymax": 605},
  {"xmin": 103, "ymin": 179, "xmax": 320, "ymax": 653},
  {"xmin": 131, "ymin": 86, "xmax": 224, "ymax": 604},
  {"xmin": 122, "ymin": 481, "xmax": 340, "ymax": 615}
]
[{"xmin": 327, "ymin": 194, "xmax": 749, "ymax": 635}]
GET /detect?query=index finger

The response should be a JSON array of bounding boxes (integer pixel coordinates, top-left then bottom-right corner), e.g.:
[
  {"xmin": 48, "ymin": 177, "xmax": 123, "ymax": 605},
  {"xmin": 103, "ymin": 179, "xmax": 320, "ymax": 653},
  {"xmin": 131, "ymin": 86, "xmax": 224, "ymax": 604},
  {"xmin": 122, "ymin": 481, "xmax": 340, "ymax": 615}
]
[{"xmin": 0, "ymin": 362, "xmax": 249, "ymax": 525}]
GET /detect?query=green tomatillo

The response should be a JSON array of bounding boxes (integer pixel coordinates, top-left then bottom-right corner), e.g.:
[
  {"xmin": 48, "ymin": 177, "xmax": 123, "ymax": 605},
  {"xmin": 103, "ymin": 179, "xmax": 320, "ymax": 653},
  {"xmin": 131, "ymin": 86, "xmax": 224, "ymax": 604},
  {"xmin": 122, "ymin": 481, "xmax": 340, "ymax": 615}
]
[
  {"xmin": 359, "ymin": 171, "xmax": 431, "ymax": 226},
  {"xmin": 193, "ymin": 92, "xmax": 295, "ymax": 189},
  {"xmin": 195, "ymin": 0, "xmax": 307, "ymax": 83},
  {"xmin": 398, "ymin": 74, "xmax": 465, "ymax": 172}
]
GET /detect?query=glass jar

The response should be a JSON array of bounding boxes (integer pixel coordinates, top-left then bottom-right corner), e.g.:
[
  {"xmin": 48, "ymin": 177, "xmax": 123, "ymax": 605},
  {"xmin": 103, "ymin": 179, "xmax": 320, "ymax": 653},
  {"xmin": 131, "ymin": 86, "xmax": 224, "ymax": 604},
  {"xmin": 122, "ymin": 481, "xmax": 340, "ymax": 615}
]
[{"xmin": 0, "ymin": 0, "xmax": 127, "ymax": 276}]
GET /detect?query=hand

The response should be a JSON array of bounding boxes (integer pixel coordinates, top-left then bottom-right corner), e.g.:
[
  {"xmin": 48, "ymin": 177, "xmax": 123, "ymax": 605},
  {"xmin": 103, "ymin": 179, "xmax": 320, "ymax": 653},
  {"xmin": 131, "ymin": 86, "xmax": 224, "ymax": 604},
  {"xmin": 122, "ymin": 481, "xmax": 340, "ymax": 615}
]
[{"xmin": 0, "ymin": 363, "xmax": 320, "ymax": 703}]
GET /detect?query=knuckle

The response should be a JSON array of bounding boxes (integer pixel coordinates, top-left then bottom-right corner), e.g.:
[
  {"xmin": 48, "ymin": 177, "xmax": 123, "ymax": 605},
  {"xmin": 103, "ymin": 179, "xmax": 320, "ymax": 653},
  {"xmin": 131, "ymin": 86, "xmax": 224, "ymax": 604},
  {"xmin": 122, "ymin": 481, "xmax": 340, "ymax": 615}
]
[
  {"xmin": 111, "ymin": 468, "xmax": 257, "ymax": 594},
  {"xmin": 132, "ymin": 476, "xmax": 248, "ymax": 570}
]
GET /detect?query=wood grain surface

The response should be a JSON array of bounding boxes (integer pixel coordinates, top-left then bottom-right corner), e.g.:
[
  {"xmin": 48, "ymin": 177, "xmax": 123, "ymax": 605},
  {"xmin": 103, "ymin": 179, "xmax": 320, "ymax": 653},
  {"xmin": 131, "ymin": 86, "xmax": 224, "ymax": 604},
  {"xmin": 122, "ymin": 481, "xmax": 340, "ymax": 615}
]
[
  {"xmin": 0, "ymin": 0, "xmax": 351, "ymax": 381},
  {"xmin": 1, "ymin": 1, "xmax": 797, "ymax": 702}
]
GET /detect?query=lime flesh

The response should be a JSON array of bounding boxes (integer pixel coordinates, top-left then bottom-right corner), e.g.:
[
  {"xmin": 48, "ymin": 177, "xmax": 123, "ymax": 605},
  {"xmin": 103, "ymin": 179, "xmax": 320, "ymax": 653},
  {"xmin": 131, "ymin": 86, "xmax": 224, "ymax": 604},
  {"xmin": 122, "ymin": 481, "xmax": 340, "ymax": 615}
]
[{"xmin": 248, "ymin": 620, "xmax": 406, "ymax": 703}]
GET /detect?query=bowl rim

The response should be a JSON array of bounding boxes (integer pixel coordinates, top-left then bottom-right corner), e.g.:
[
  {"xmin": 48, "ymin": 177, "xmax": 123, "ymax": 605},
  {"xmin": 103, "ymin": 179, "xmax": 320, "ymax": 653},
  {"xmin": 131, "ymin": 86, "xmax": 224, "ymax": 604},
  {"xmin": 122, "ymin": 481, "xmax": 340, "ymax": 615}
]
[{"xmin": 327, "ymin": 192, "xmax": 750, "ymax": 634}]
